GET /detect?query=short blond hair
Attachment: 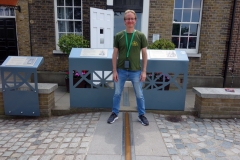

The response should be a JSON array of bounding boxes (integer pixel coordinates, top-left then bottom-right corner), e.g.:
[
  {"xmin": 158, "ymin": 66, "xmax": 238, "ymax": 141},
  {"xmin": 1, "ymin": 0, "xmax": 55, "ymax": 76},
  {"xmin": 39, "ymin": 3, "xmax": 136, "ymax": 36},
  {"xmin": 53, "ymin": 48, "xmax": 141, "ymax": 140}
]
[{"xmin": 124, "ymin": 10, "xmax": 137, "ymax": 20}]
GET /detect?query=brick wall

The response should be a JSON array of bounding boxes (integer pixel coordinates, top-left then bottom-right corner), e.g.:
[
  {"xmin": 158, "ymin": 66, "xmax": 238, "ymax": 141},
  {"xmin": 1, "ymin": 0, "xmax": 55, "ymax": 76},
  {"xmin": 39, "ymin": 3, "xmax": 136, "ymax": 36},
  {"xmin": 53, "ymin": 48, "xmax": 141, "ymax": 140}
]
[
  {"xmin": 24, "ymin": 0, "xmax": 106, "ymax": 72},
  {"xmin": 148, "ymin": 0, "xmax": 174, "ymax": 42},
  {"xmin": 16, "ymin": 0, "xmax": 31, "ymax": 56},
  {"xmin": 197, "ymin": 0, "xmax": 233, "ymax": 77},
  {"xmin": 148, "ymin": 0, "xmax": 239, "ymax": 80},
  {"xmin": 227, "ymin": 0, "xmax": 240, "ymax": 77},
  {"xmin": 28, "ymin": 0, "xmax": 69, "ymax": 72},
  {"xmin": 195, "ymin": 95, "xmax": 240, "ymax": 118},
  {"xmin": 15, "ymin": 0, "xmax": 239, "ymax": 86},
  {"xmin": 39, "ymin": 92, "xmax": 55, "ymax": 117}
]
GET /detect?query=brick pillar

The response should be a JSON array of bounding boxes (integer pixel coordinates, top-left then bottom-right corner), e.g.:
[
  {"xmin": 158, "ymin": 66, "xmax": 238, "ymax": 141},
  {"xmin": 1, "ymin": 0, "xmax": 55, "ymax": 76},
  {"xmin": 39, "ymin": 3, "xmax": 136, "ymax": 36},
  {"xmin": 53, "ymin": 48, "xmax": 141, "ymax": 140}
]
[{"xmin": 39, "ymin": 92, "xmax": 55, "ymax": 117}]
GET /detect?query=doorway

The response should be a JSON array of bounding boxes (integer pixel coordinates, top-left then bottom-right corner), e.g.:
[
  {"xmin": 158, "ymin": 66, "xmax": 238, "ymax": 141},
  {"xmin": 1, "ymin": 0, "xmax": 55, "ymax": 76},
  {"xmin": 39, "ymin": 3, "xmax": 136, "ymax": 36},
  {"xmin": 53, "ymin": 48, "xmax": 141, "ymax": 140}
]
[{"xmin": 0, "ymin": 18, "xmax": 18, "ymax": 63}]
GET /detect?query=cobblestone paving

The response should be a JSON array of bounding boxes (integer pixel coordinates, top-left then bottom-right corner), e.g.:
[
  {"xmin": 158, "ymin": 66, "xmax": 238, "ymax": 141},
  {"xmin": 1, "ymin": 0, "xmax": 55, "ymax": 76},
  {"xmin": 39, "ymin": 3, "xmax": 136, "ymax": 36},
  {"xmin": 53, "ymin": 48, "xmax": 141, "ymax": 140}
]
[
  {"xmin": 0, "ymin": 112, "xmax": 101, "ymax": 160},
  {"xmin": 154, "ymin": 114, "xmax": 240, "ymax": 160}
]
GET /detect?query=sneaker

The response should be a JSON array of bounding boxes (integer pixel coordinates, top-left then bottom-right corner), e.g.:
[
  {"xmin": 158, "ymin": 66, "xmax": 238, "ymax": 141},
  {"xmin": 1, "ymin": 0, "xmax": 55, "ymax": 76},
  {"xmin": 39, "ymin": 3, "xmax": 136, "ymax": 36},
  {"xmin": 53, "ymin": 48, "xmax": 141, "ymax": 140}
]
[
  {"xmin": 138, "ymin": 115, "xmax": 149, "ymax": 126},
  {"xmin": 107, "ymin": 112, "xmax": 118, "ymax": 124}
]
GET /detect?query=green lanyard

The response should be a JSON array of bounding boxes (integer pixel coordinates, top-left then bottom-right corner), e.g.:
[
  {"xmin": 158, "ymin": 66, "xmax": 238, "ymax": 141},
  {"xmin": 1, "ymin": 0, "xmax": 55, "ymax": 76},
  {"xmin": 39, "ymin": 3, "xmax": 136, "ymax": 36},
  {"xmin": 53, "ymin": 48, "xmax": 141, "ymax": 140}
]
[{"xmin": 125, "ymin": 30, "xmax": 136, "ymax": 58}]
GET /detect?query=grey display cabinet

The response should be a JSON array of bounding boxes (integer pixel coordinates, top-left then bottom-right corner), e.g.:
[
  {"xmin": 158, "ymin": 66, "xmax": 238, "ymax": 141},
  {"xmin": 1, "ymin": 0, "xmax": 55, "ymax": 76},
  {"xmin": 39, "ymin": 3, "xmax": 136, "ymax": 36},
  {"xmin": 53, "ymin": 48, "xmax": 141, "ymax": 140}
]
[
  {"xmin": 69, "ymin": 48, "xmax": 188, "ymax": 111},
  {"xmin": 0, "ymin": 56, "xmax": 44, "ymax": 116}
]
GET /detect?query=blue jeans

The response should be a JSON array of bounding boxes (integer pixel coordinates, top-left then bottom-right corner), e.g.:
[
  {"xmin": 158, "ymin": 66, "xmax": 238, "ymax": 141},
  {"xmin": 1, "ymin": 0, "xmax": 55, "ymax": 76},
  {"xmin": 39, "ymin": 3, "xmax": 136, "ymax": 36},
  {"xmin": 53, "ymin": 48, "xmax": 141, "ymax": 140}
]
[{"xmin": 112, "ymin": 69, "xmax": 145, "ymax": 116}]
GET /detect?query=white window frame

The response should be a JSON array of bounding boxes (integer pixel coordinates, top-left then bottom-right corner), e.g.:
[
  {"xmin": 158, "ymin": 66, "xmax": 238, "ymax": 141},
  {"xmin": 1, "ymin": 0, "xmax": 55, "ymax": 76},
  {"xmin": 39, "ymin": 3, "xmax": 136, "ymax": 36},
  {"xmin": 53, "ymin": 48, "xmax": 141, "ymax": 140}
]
[
  {"xmin": 54, "ymin": 0, "xmax": 83, "ymax": 51},
  {"xmin": 172, "ymin": 0, "xmax": 203, "ymax": 56},
  {"xmin": 0, "ymin": 7, "xmax": 15, "ymax": 18}
]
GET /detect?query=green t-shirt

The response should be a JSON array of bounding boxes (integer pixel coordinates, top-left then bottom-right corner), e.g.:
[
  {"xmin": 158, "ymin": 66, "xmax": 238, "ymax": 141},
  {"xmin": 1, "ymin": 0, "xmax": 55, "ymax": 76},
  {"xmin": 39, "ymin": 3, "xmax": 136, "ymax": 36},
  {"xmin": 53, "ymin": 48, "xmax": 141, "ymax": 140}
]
[{"xmin": 114, "ymin": 30, "xmax": 148, "ymax": 71}]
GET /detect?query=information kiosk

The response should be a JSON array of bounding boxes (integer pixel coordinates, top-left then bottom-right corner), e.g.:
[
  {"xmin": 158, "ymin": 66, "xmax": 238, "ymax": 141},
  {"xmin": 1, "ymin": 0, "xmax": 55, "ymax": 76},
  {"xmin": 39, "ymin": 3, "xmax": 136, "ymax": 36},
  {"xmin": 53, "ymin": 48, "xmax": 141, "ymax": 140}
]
[{"xmin": 0, "ymin": 56, "xmax": 44, "ymax": 116}]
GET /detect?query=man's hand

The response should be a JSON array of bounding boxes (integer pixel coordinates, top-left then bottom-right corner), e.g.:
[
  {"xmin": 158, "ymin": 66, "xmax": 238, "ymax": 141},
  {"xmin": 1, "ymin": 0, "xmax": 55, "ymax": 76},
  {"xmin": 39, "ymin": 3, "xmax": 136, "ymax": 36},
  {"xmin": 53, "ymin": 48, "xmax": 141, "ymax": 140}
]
[
  {"xmin": 140, "ymin": 71, "xmax": 146, "ymax": 82},
  {"xmin": 113, "ymin": 70, "xmax": 118, "ymax": 82}
]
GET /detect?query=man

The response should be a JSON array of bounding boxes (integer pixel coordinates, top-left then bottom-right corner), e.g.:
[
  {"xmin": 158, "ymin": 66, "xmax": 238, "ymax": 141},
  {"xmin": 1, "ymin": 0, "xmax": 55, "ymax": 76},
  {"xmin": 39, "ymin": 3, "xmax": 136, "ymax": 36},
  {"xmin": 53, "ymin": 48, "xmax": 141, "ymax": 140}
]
[{"xmin": 107, "ymin": 10, "xmax": 149, "ymax": 126}]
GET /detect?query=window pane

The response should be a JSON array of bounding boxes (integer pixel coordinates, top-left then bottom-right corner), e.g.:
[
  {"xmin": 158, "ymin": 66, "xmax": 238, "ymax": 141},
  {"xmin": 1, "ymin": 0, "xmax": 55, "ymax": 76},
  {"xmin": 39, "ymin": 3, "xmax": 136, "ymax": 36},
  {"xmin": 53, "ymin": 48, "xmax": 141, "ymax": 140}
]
[
  {"xmin": 174, "ymin": 9, "xmax": 182, "ymax": 22},
  {"xmin": 180, "ymin": 37, "xmax": 188, "ymax": 48},
  {"xmin": 66, "ymin": 0, "xmax": 73, "ymax": 6},
  {"xmin": 184, "ymin": 0, "xmax": 192, "ymax": 8},
  {"xmin": 10, "ymin": 8, "xmax": 14, "ymax": 16},
  {"xmin": 58, "ymin": 21, "xmax": 66, "ymax": 32},
  {"xmin": 66, "ymin": 21, "xmax": 74, "ymax": 32},
  {"xmin": 172, "ymin": 24, "xmax": 180, "ymax": 35},
  {"xmin": 5, "ymin": 8, "xmax": 9, "ymax": 16},
  {"xmin": 75, "ymin": 32, "xmax": 82, "ymax": 35},
  {"xmin": 74, "ymin": 8, "xmax": 81, "ymax": 19},
  {"xmin": 183, "ymin": 9, "xmax": 191, "ymax": 22},
  {"xmin": 59, "ymin": 33, "xmax": 66, "ymax": 38},
  {"xmin": 172, "ymin": 37, "xmax": 179, "ymax": 48},
  {"xmin": 190, "ymin": 24, "xmax": 198, "ymax": 36},
  {"xmin": 74, "ymin": 0, "xmax": 81, "ymax": 6},
  {"xmin": 192, "ymin": 9, "xmax": 200, "ymax": 22},
  {"xmin": 66, "ymin": 8, "xmax": 73, "ymax": 19},
  {"xmin": 57, "ymin": 7, "xmax": 65, "ymax": 19},
  {"xmin": 189, "ymin": 37, "xmax": 196, "ymax": 49},
  {"xmin": 75, "ymin": 21, "xmax": 82, "ymax": 32},
  {"xmin": 181, "ymin": 24, "xmax": 189, "ymax": 35},
  {"xmin": 193, "ymin": 0, "xmax": 201, "ymax": 8},
  {"xmin": 57, "ymin": 0, "xmax": 64, "ymax": 6},
  {"xmin": 0, "ymin": 8, "xmax": 3, "ymax": 16},
  {"xmin": 175, "ymin": 0, "xmax": 183, "ymax": 8}
]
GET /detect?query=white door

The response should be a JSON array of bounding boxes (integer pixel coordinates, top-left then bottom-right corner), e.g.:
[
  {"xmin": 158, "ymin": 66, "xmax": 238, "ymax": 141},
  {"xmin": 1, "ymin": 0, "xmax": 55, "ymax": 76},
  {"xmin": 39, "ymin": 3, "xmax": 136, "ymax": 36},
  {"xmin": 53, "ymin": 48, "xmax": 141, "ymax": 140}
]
[{"xmin": 90, "ymin": 7, "xmax": 114, "ymax": 48}]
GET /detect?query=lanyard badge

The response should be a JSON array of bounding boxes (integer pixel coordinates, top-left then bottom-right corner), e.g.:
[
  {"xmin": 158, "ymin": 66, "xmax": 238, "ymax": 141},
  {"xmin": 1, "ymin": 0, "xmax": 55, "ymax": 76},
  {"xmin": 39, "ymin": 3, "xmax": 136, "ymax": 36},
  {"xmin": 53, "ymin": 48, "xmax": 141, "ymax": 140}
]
[{"xmin": 124, "ymin": 30, "xmax": 136, "ymax": 69}]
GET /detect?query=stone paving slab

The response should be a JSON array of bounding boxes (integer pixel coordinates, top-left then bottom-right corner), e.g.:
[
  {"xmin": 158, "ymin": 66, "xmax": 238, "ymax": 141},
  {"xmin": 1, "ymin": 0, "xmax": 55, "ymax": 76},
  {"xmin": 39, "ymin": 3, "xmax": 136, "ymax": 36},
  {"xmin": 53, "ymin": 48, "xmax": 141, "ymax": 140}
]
[
  {"xmin": 87, "ymin": 112, "xmax": 123, "ymax": 156},
  {"xmin": 131, "ymin": 113, "xmax": 169, "ymax": 157},
  {"xmin": 86, "ymin": 155, "xmax": 122, "ymax": 160},
  {"xmin": 136, "ymin": 156, "xmax": 171, "ymax": 160}
]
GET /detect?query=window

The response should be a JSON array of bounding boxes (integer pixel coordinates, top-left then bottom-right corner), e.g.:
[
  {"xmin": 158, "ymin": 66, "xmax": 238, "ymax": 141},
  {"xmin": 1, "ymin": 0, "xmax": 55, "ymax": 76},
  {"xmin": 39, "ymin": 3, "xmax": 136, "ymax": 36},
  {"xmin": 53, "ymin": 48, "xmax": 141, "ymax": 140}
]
[
  {"xmin": 0, "ymin": 7, "xmax": 15, "ymax": 17},
  {"xmin": 172, "ymin": 0, "xmax": 202, "ymax": 54},
  {"xmin": 54, "ymin": 0, "xmax": 82, "ymax": 50}
]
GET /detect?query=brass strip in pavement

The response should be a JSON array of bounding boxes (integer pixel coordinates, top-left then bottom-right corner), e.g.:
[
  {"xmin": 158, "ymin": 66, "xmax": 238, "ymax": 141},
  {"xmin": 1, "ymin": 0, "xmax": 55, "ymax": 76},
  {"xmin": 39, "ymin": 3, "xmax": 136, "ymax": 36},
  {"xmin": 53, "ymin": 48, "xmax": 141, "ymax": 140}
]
[{"xmin": 125, "ymin": 112, "xmax": 131, "ymax": 160}]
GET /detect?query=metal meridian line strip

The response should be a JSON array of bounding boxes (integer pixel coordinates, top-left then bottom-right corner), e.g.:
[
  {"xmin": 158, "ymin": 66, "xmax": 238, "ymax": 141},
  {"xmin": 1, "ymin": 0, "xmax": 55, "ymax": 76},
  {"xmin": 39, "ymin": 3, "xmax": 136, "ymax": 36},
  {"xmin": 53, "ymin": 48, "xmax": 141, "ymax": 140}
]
[
  {"xmin": 122, "ymin": 112, "xmax": 125, "ymax": 160},
  {"xmin": 129, "ymin": 113, "xmax": 136, "ymax": 160},
  {"xmin": 125, "ymin": 112, "xmax": 132, "ymax": 160}
]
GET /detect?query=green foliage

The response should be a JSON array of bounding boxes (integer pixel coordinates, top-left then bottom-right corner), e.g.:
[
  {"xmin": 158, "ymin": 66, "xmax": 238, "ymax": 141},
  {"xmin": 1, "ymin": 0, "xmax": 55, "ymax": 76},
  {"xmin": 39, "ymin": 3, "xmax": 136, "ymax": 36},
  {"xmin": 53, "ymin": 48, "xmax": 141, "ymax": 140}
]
[
  {"xmin": 148, "ymin": 39, "xmax": 175, "ymax": 50},
  {"xmin": 58, "ymin": 34, "xmax": 90, "ymax": 54}
]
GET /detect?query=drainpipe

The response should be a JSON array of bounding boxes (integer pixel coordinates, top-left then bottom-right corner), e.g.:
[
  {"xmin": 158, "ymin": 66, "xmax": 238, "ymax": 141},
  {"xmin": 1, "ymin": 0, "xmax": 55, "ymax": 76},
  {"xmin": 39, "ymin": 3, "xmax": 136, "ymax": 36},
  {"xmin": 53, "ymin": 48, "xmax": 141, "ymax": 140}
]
[
  {"xmin": 223, "ymin": 0, "xmax": 237, "ymax": 87},
  {"xmin": 28, "ymin": 2, "xmax": 33, "ymax": 56}
]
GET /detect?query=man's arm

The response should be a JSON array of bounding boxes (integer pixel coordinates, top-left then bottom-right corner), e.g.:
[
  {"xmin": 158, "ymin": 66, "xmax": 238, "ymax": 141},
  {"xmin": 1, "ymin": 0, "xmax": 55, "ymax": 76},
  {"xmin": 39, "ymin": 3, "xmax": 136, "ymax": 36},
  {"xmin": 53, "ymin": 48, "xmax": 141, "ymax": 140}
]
[
  {"xmin": 140, "ymin": 47, "xmax": 147, "ymax": 81},
  {"xmin": 112, "ymin": 47, "xmax": 119, "ymax": 82}
]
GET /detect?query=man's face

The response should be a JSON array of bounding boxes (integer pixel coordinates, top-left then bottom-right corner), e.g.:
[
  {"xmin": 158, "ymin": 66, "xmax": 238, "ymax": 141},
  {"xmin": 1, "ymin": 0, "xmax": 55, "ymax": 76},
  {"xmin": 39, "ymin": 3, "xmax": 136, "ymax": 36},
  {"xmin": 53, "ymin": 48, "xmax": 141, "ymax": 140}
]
[{"xmin": 124, "ymin": 12, "xmax": 136, "ymax": 28}]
